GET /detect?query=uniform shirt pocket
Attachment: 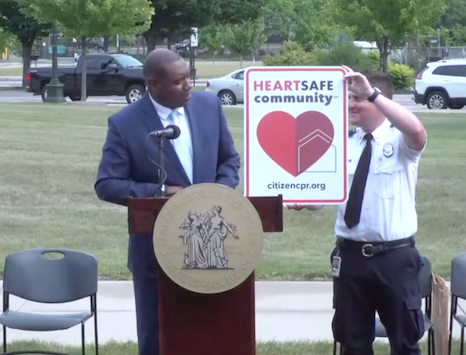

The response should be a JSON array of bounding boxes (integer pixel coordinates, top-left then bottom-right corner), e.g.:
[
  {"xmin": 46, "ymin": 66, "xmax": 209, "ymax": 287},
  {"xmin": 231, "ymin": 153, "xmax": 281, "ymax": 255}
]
[{"xmin": 373, "ymin": 155, "xmax": 404, "ymax": 199}]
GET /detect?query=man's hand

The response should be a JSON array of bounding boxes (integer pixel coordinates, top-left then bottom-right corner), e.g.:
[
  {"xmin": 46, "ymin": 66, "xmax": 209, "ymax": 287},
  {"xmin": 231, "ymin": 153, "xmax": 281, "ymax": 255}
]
[
  {"xmin": 285, "ymin": 204, "xmax": 324, "ymax": 211},
  {"xmin": 166, "ymin": 186, "xmax": 183, "ymax": 196},
  {"xmin": 342, "ymin": 65, "xmax": 373, "ymax": 99}
]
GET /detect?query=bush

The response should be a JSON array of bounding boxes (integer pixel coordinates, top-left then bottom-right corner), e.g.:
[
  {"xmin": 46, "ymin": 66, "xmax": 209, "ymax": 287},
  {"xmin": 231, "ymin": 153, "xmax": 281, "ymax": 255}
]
[
  {"xmin": 263, "ymin": 41, "xmax": 320, "ymax": 66},
  {"xmin": 316, "ymin": 42, "xmax": 378, "ymax": 72},
  {"xmin": 367, "ymin": 50, "xmax": 380, "ymax": 70},
  {"xmin": 387, "ymin": 62, "xmax": 415, "ymax": 90}
]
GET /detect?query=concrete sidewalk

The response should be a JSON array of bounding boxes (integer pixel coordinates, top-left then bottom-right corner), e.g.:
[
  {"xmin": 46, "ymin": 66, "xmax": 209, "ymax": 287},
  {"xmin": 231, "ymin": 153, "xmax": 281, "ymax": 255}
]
[{"xmin": 1, "ymin": 281, "xmax": 463, "ymax": 346}]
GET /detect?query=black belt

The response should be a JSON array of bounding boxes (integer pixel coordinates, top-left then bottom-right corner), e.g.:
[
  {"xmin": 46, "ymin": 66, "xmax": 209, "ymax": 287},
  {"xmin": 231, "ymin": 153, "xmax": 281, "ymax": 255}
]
[{"xmin": 336, "ymin": 236, "xmax": 415, "ymax": 258}]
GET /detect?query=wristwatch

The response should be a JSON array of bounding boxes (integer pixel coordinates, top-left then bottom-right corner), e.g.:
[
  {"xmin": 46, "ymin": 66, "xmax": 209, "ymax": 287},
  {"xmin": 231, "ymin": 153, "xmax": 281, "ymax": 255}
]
[{"xmin": 367, "ymin": 87, "xmax": 381, "ymax": 102}]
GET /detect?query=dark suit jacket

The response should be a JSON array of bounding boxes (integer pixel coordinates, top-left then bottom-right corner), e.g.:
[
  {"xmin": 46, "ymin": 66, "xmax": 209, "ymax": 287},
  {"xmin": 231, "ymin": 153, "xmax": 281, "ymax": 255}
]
[{"xmin": 94, "ymin": 91, "xmax": 241, "ymax": 275}]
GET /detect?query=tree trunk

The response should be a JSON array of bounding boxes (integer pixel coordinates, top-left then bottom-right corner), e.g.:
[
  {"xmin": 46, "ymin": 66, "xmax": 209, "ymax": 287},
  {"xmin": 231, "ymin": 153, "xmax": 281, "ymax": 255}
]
[
  {"xmin": 144, "ymin": 27, "xmax": 158, "ymax": 52},
  {"xmin": 381, "ymin": 36, "xmax": 390, "ymax": 73},
  {"xmin": 20, "ymin": 39, "xmax": 33, "ymax": 88},
  {"xmin": 103, "ymin": 36, "xmax": 109, "ymax": 52},
  {"xmin": 81, "ymin": 36, "xmax": 87, "ymax": 101}
]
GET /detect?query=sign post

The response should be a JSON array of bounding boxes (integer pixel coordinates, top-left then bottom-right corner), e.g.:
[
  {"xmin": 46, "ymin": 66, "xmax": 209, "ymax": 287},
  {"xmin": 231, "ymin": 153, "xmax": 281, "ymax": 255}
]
[
  {"xmin": 243, "ymin": 66, "xmax": 349, "ymax": 206},
  {"xmin": 189, "ymin": 27, "xmax": 198, "ymax": 85}
]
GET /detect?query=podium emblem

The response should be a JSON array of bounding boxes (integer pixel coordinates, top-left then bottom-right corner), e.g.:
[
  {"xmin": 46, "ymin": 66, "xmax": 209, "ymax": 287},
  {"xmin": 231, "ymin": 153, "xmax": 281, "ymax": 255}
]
[{"xmin": 153, "ymin": 183, "xmax": 264, "ymax": 294}]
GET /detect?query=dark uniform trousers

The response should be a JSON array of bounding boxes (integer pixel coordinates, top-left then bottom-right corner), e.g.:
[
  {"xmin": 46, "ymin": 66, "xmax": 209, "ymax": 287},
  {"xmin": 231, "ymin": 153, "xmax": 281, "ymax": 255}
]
[{"xmin": 331, "ymin": 237, "xmax": 425, "ymax": 355}]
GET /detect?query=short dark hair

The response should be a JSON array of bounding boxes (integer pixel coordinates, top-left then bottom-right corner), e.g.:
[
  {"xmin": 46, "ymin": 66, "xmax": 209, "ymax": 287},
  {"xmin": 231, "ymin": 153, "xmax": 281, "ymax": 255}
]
[
  {"xmin": 361, "ymin": 71, "xmax": 394, "ymax": 99},
  {"xmin": 143, "ymin": 49, "xmax": 183, "ymax": 79}
]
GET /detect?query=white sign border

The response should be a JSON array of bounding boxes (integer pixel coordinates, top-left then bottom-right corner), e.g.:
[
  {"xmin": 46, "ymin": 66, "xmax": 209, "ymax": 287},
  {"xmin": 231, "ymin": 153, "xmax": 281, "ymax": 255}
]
[{"xmin": 243, "ymin": 66, "xmax": 350, "ymax": 205}]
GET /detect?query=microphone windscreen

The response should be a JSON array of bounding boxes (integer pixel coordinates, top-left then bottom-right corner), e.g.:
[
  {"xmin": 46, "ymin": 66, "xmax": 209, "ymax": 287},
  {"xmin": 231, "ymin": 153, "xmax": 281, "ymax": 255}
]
[{"xmin": 166, "ymin": 124, "xmax": 181, "ymax": 139}]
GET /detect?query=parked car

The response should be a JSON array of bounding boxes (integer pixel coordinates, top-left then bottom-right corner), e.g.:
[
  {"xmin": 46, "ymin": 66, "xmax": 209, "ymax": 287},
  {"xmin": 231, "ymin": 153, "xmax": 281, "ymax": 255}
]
[
  {"xmin": 414, "ymin": 59, "xmax": 466, "ymax": 109},
  {"xmin": 205, "ymin": 68, "xmax": 246, "ymax": 105},
  {"xmin": 26, "ymin": 53, "xmax": 146, "ymax": 104}
]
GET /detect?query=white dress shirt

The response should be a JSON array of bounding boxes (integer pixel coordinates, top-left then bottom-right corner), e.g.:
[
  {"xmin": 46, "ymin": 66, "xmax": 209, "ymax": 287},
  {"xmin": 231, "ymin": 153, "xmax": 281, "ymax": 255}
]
[
  {"xmin": 149, "ymin": 94, "xmax": 194, "ymax": 183},
  {"xmin": 334, "ymin": 119, "xmax": 426, "ymax": 242}
]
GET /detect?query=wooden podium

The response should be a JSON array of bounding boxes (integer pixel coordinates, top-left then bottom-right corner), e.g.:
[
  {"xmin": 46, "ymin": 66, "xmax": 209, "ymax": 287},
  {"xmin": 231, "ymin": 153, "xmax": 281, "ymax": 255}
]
[{"xmin": 127, "ymin": 194, "xmax": 283, "ymax": 355}]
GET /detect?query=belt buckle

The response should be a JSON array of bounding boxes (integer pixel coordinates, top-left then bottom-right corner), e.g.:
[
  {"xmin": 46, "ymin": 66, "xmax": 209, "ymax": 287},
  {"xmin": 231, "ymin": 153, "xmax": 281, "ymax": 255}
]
[{"xmin": 362, "ymin": 244, "xmax": 374, "ymax": 258}]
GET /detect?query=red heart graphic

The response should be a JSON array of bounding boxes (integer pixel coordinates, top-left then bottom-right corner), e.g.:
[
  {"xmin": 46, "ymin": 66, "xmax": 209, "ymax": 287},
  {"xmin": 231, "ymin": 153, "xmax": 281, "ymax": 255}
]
[{"xmin": 256, "ymin": 111, "xmax": 334, "ymax": 177}]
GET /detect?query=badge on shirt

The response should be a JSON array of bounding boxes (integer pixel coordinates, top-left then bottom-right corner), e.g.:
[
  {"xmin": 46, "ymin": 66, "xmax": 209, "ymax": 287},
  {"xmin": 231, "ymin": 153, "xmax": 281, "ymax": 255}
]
[
  {"xmin": 331, "ymin": 255, "xmax": 342, "ymax": 277},
  {"xmin": 383, "ymin": 143, "xmax": 394, "ymax": 157}
]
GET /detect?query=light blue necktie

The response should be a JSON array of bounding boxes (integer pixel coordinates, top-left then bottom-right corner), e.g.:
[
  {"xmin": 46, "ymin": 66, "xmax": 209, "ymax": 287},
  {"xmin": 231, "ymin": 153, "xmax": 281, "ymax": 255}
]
[{"xmin": 168, "ymin": 111, "xmax": 193, "ymax": 183}]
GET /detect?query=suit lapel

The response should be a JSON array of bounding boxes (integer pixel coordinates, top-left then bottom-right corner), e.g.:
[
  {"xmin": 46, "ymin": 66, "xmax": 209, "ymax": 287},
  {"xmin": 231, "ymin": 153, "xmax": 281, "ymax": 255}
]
[
  {"xmin": 184, "ymin": 98, "xmax": 202, "ymax": 185},
  {"xmin": 139, "ymin": 94, "xmax": 191, "ymax": 185}
]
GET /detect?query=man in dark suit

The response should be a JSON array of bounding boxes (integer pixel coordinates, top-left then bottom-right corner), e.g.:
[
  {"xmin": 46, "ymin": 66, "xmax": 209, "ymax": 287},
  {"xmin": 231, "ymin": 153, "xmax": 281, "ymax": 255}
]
[{"xmin": 94, "ymin": 49, "xmax": 241, "ymax": 355}]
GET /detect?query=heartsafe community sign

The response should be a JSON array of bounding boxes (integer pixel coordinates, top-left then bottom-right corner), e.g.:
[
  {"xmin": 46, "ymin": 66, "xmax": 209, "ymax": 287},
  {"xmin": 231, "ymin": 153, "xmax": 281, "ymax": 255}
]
[{"xmin": 243, "ymin": 66, "xmax": 349, "ymax": 205}]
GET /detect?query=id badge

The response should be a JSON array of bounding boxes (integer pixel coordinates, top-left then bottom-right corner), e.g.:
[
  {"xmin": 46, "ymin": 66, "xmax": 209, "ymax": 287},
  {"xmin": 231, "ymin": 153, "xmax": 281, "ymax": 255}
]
[{"xmin": 331, "ymin": 256, "xmax": 342, "ymax": 277}]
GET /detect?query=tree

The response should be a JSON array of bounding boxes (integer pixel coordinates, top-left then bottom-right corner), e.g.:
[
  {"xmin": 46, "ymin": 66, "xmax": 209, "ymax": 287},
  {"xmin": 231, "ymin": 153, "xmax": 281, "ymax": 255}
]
[
  {"xmin": 199, "ymin": 25, "xmax": 226, "ymax": 64},
  {"xmin": 0, "ymin": 0, "xmax": 51, "ymax": 86},
  {"xmin": 292, "ymin": 0, "xmax": 349, "ymax": 51},
  {"xmin": 215, "ymin": 0, "xmax": 267, "ymax": 25},
  {"xmin": 330, "ymin": 0, "xmax": 448, "ymax": 72},
  {"xmin": 143, "ymin": 0, "xmax": 220, "ymax": 51},
  {"xmin": 224, "ymin": 17, "xmax": 267, "ymax": 66},
  {"xmin": 262, "ymin": 0, "xmax": 296, "ymax": 37},
  {"xmin": 142, "ymin": 0, "xmax": 267, "ymax": 52},
  {"xmin": 22, "ymin": 0, "xmax": 153, "ymax": 100},
  {"xmin": 439, "ymin": 0, "xmax": 466, "ymax": 28}
]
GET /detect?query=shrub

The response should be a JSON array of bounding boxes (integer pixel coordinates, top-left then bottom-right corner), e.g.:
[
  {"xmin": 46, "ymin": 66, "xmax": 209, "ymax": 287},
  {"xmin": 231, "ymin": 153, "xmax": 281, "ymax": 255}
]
[
  {"xmin": 387, "ymin": 62, "xmax": 415, "ymax": 90},
  {"xmin": 315, "ymin": 41, "xmax": 378, "ymax": 72},
  {"xmin": 367, "ymin": 50, "xmax": 380, "ymax": 70},
  {"xmin": 263, "ymin": 41, "xmax": 318, "ymax": 66}
]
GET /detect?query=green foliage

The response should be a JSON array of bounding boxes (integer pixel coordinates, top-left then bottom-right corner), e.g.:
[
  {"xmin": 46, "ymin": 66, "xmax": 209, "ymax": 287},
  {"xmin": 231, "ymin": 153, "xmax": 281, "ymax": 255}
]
[
  {"xmin": 215, "ymin": 0, "xmax": 268, "ymax": 25},
  {"xmin": 291, "ymin": 0, "xmax": 343, "ymax": 50},
  {"xmin": 224, "ymin": 17, "xmax": 267, "ymax": 57},
  {"xmin": 367, "ymin": 50, "xmax": 381, "ymax": 70},
  {"xmin": 0, "ymin": 0, "xmax": 51, "ymax": 46},
  {"xmin": 387, "ymin": 62, "xmax": 415, "ymax": 90},
  {"xmin": 329, "ymin": 0, "xmax": 448, "ymax": 71},
  {"xmin": 447, "ymin": 25, "xmax": 466, "ymax": 46},
  {"xmin": 199, "ymin": 25, "xmax": 225, "ymax": 52},
  {"xmin": 439, "ymin": 0, "xmax": 466, "ymax": 28},
  {"xmin": 263, "ymin": 41, "xmax": 319, "ymax": 66},
  {"xmin": 317, "ymin": 42, "xmax": 378, "ymax": 71},
  {"xmin": 21, "ymin": 0, "xmax": 153, "ymax": 38},
  {"xmin": 262, "ymin": 0, "xmax": 296, "ymax": 36},
  {"xmin": 264, "ymin": 41, "xmax": 382, "ymax": 73},
  {"xmin": 146, "ymin": 0, "xmax": 219, "ymax": 41}
]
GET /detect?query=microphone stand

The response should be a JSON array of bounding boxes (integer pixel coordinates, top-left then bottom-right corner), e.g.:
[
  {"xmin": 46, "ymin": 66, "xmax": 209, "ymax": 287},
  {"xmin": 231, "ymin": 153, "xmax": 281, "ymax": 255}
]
[{"xmin": 155, "ymin": 136, "xmax": 165, "ymax": 197}]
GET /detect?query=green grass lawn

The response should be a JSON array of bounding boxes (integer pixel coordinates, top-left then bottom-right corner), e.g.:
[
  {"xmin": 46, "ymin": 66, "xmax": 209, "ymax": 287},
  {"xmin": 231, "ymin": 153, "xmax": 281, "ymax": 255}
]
[
  {"xmin": 0, "ymin": 61, "xmax": 261, "ymax": 78},
  {"xmin": 1, "ymin": 339, "xmax": 453, "ymax": 355},
  {"xmin": 0, "ymin": 103, "xmax": 464, "ymax": 280}
]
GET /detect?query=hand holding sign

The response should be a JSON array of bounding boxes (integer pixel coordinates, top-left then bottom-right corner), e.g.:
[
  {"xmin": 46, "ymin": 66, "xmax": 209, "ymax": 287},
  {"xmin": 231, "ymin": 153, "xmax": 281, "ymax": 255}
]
[{"xmin": 342, "ymin": 65, "xmax": 373, "ymax": 98}]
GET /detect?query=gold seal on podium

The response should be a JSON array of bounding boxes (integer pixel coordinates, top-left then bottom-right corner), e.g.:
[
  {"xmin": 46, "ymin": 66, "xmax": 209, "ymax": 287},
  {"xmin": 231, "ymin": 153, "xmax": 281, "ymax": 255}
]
[{"xmin": 153, "ymin": 183, "xmax": 264, "ymax": 294}]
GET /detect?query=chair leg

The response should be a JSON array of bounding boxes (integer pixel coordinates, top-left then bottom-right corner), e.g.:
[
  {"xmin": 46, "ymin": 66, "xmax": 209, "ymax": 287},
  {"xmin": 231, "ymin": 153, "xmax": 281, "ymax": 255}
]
[
  {"xmin": 427, "ymin": 329, "xmax": 432, "ymax": 355},
  {"xmin": 81, "ymin": 322, "xmax": 86, "ymax": 355},
  {"xmin": 461, "ymin": 326, "xmax": 464, "ymax": 355},
  {"xmin": 431, "ymin": 329, "xmax": 436, "ymax": 355},
  {"xmin": 333, "ymin": 340, "xmax": 337, "ymax": 355},
  {"xmin": 449, "ymin": 298, "xmax": 455, "ymax": 355},
  {"xmin": 3, "ymin": 326, "xmax": 6, "ymax": 353},
  {"xmin": 94, "ymin": 313, "xmax": 99, "ymax": 355}
]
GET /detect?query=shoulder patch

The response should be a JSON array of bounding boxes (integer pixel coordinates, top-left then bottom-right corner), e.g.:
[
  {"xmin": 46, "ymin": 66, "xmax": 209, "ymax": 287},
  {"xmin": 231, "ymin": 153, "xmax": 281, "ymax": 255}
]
[{"xmin": 348, "ymin": 128, "xmax": 358, "ymax": 137}]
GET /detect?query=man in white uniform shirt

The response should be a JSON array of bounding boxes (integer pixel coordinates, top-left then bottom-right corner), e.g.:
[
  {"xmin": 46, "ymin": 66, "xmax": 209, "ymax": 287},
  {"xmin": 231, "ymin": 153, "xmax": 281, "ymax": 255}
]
[{"xmin": 290, "ymin": 66, "xmax": 427, "ymax": 355}]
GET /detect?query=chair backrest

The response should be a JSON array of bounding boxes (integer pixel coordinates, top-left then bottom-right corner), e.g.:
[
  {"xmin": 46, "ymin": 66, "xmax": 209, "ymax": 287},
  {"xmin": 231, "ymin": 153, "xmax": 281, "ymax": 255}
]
[
  {"xmin": 451, "ymin": 253, "xmax": 466, "ymax": 299},
  {"xmin": 2, "ymin": 248, "xmax": 98, "ymax": 303},
  {"xmin": 419, "ymin": 255, "xmax": 432, "ymax": 299}
]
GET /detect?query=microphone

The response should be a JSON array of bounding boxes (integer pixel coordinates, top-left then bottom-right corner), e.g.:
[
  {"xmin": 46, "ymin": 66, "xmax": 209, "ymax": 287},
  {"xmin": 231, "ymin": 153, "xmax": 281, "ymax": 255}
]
[{"xmin": 149, "ymin": 124, "xmax": 181, "ymax": 139}]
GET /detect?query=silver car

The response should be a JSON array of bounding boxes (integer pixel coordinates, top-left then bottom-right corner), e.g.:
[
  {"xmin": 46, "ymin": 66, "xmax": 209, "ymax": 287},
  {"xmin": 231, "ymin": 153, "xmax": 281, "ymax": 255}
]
[{"xmin": 205, "ymin": 68, "xmax": 245, "ymax": 105}]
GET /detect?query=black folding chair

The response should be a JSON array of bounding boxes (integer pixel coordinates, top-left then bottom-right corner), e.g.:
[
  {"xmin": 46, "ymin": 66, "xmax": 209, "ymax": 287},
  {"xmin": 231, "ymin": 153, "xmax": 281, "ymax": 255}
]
[{"xmin": 0, "ymin": 248, "xmax": 99, "ymax": 355}]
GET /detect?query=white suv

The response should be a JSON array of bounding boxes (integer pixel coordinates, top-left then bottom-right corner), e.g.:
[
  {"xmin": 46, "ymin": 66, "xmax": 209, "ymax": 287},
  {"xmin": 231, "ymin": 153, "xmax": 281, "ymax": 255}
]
[{"xmin": 414, "ymin": 59, "xmax": 466, "ymax": 110}]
